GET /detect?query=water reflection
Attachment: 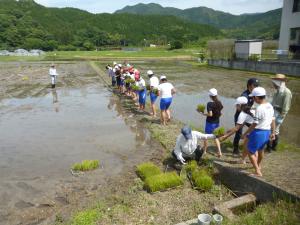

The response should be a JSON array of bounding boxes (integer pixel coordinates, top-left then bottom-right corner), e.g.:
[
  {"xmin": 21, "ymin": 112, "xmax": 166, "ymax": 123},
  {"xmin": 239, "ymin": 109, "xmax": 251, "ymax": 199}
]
[{"xmin": 51, "ymin": 89, "xmax": 59, "ymax": 112}]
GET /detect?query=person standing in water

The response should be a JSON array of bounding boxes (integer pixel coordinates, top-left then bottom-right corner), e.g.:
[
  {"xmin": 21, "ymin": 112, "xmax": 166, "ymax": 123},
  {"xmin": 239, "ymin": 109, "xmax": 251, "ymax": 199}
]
[
  {"xmin": 49, "ymin": 64, "xmax": 58, "ymax": 89},
  {"xmin": 267, "ymin": 74, "xmax": 292, "ymax": 152},
  {"xmin": 136, "ymin": 75, "xmax": 147, "ymax": 111},
  {"xmin": 199, "ymin": 88, "xmax": 223, "ymax": 157},
  {"xmin": 158, "ymin": 75, "xmax": 175, "ymax": 126},
  {"xmin": 147, "ymin": 70, "xmax": 159, "ymax": 117}
]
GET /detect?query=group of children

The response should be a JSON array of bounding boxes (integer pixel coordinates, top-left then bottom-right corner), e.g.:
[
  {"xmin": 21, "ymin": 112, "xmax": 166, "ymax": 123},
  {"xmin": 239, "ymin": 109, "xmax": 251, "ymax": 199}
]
[
  {"xmin": 106, "ymin": 62, "xmax": 175, "ymax": 125},
  {"xmin": 105, "ymin": 62, "xmax": 290, "ymax": 177}
]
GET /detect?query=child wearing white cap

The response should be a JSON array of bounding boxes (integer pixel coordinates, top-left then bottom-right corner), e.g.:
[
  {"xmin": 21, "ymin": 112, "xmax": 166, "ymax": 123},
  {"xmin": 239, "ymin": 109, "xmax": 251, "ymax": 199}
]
[
  {"xmin": 219, "ymin": 96, "xmax": 254, "ymax": 163},
  {"xmin": 158, "ymin": 75, "xmax": 176, "ymax": 125},
  {"xmin": 49, "ymin": 64, "xmax": 58, "ymax": 89},
  {"xmin": 147, "ymin": 70, "xmax": 159, "ymax": 117},
  {"xmin": 242, "ymin": 87, "xmax": 275, "ymax": 177},
  {"xmin": 199, "ymin": 88, "xmax": 223, "ymax": 156}
]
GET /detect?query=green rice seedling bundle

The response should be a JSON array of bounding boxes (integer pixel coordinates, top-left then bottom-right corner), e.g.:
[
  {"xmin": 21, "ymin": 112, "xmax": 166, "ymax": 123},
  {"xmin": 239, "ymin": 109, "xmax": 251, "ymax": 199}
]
[
  {"xmin": 185, "ymin": 160, "xmax": 198, "ymax": 173},
  {"xmin": 146, "ymin": 84, "xmax": 151, "ymax": 90},
  {"xmin": 136, "ymin": 162, "xmax": 162, "ymax": 180},
  {"xmin": 72, "ymin": 160, "xmax": 100, "ymax": 172},
  {"xmin": 191, "ymin": 169, "xmax": 214, "ymax": 191},
  {"xmin": 213, "ymin": 127, "xmax": 225, "ymax": 137},
  {"xmin": 196, "ymin": 104, "xmax": 205, "ymax": 113},
  {"xmin": 152, "ymin": 88, "xmax": 159, "ymax": 96},
  {"xmin": 144, "ymin": 172, "xmax": 183, "ymax": 193},
  {"xmin": 125, "ymin": 78, "xmax": 135, "ymax": 84},
  {"xmin": 131, "ymin": 84, "xmax": 141, "ymax": 91}
]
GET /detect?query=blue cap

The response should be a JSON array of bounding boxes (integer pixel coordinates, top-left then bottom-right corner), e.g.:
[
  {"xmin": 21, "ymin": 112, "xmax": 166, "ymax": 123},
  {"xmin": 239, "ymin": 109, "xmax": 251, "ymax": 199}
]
[
  {"xmin": 247, "ymin": 78, "xmax": 259, "ymax": 87},
  {"xmin": 181, "ymin": 126, "xmax": 192, "ymax": 140}
]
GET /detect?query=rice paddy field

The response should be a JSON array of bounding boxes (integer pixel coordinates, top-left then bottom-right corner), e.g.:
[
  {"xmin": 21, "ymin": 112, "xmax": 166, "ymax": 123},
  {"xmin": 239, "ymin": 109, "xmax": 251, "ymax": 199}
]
[{"xmin": 0, "ymin": 58, "xmax": 299, "ymax": 224}]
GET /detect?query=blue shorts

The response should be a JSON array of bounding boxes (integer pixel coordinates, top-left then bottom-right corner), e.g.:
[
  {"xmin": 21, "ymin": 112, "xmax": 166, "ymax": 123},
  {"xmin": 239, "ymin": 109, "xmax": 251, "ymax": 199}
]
[
  {"xmin": 247, "ymin": 129, "xmax": 271, "ymax": 154},
  {"xmin": 138, "ymin": 89, "xmax": 147, "ymax": 106},
  {"xmin": 120, "ymin": 79, "xmax": 124, "ymax": 86},
  {"xmin": 116, "ymin": 78, "xmax": 121, "ymax": 86},
  {"xmin": 205, "ymin": 122, "xmax": 219, "ymax": 134},
  {"xmin": 160, "ymin": 97, "xmax": 172, "ymax": 110},
  {"xmin": 150, "ymin": 92, "xmax": 158, "ymax": 103}
]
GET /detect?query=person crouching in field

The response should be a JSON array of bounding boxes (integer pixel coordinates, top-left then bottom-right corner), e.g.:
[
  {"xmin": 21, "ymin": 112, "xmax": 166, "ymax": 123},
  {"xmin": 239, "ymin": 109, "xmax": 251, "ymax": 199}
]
[
  {"xmin": 147, "ymin": 70, "xmax": 159, "ymax": 117},
  {"xmin": 158, "ymin": 75, "xmax": 175, "ymax": 126},
  {"xmin": 172, "ymin": 126, "xmax": 221, "ymax": 164},
  {"xmin": 49, "ymin": 64, "xmax": 58, "ymax": 89},
  {"xmin": 242, "ymin": 87, "xmax": 275, "ymax": 177},
  {"xmin": 219, "ymin": 96, "xmax": 254, "ymax": 164},
  {"xmin": 199, "ymin": 88, "xmax": 223, "ymax": 157}
]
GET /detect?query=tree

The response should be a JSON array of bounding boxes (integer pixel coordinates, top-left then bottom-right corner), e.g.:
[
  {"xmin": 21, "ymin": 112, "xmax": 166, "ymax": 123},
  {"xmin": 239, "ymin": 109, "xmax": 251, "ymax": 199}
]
[{"xmin": 169, "ymin": 40, "xmax": 183, "ymax": 50}]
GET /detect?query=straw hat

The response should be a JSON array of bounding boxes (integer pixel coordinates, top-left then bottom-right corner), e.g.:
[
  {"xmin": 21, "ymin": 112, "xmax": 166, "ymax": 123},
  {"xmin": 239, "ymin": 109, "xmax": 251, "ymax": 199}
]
[{"xmin": 271, "ymin": 74, "xmax": 287, "ymax": 81}]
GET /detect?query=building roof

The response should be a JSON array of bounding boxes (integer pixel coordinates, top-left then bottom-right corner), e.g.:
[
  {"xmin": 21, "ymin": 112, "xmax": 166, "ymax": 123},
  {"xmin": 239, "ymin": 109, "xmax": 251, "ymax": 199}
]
[{"xmin": 235, "ymin": 39, "xmax": 263, "ymax": 43}]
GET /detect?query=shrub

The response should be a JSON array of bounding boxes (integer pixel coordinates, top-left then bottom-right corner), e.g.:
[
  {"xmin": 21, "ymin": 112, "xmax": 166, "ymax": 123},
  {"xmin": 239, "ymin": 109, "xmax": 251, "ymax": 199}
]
[
  {"xmin": 72, "ymin": 160, "xmax": 99, "ymax": 171},
  {"xmin": 191, "ymin": 170, "xmax": 214, "ymax": 191},
  {"xmin": 197, "ymin": 104, "xmax": 205, "ymax": 113},
  {"xmin": 144, "ymin": 172, "xmax": 183, "ymax": 193},
  {"xmin": 169, "ymin": 40, "xmax": 183, "ymax": 50},
  {"xmin": 213, "ymin": 127, "xmax": 225, "ymax": 137},
  {"xmin": 136, "ymin": 162, "xmax": 162, "ymax": 180}
]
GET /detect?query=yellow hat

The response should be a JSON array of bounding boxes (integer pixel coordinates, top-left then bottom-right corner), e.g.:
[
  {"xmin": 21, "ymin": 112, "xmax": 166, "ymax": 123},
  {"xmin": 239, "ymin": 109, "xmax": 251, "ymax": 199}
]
[{"xmin": 271, "ymin": 74, "xmax": 287, "ymax": 81}]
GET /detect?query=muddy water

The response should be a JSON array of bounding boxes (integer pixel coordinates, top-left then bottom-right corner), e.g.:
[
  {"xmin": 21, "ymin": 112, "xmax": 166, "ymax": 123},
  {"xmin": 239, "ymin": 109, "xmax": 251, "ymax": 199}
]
[
  {"xmin": 101, "ymin": 60, "xmax": 300, "ymax": 146},
  {"xmin": 0, "ymin": 83, "xmax": 159, "ymax": 224}
]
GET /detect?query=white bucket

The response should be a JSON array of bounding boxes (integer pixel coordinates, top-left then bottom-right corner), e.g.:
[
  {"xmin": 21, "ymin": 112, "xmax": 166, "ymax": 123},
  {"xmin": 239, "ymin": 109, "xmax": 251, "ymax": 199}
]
[
  {"xmin": 198, "ymin": 214, "xmax": 212, "ymax": 225},
  {"xmin": 213, "ymin": 214, "xmax": 223, "ymax": 225}
]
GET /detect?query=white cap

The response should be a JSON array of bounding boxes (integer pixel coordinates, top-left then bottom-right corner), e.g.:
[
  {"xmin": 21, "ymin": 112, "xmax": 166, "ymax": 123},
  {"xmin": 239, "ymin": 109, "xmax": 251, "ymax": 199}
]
[
  {"xmin": 113, "ymin": 62, "xmax": 117, "ymax": 65},
  {"xmin": 118, "ymin": 64, "xmax": 122, "ymax": 68},
  {"xmin": 160, "ymin": 75, "xmax": 167, "ymax": 80},
  {"xmin": 147, "ymin": 70, "xmax": 154, "ymax": 75},
  {"xmin": 235, "ymin": 96, "xmax": 248, "ymax": 105},
  {"xmin": 209, "ymin": 88, "xmax": 218, "ymax": 96},
  {"xmin": 249, "ymin": 87, "xmax": 266, "ymax": 97}
]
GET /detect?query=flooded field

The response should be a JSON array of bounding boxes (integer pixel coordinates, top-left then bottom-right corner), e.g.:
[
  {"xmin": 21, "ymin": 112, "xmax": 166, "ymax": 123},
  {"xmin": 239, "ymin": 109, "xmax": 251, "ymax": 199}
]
[
  {"xmin": 0, "ymin": 62, "xmax": 162, "ymax": 224},
  {"xmin": 119, "ymin": 60, "xmax": 300, "ymax": 146}
]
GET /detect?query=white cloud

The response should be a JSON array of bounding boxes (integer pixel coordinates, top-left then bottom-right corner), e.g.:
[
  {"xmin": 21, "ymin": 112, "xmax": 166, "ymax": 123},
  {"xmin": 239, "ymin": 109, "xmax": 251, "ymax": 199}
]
[{"xmin": 34, "ymin": 0, "xmax": 283, "ymax": 15}]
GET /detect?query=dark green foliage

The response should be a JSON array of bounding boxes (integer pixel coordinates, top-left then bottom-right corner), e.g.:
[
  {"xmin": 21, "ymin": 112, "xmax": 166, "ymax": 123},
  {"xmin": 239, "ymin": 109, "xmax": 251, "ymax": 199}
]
[
  {"xmin": 169, "ymin": 40, "xmax": 183, "ymax": 50},
  {"xmin": 144, "ymin": 172, "xmax": 183, "ymax": 192},
  {"xmin": 116, "ymin": 3, "xmax": 281, "ymax": 40},
  {"xmin": 136, "ymin": 162, "xmax": 162, "ymax": 180},
  {"xmin": 0, "ymin": 0, "xmax": 221, "ymax": 50}
]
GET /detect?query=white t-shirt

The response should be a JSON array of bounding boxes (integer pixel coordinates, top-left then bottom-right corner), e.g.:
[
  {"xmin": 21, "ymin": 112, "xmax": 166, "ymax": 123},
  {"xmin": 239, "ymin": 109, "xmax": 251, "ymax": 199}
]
[
  {"xmin": 149, "ymin": 76, "xmax": 159, "ymax": 88},
  {"xmin": 136, "ymin": 78, "xmax": 146, "ymax": 89},
  {"xmin": 253, "ymin": 103, "xmax": 274, "ymax": 130},
  {"xmin": 174, "ymin": 131, "xmax": 215, "ymax": 156},
  {"xmin": 158, "ymin": 82, "xmax": 174, "ymax": 98},
  {"xmin": 49, "ymin": 68, "xmax": 58, "ymax": 76},
  {"xmin": 237, "ymin": 111, "xmax": 254, "ymax": 125}
]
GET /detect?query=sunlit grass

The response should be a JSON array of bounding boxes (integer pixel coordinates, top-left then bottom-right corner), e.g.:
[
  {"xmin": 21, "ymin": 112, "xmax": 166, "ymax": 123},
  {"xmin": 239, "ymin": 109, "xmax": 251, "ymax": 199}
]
[
  {"xmin": 144, "ymin": 172, "xmax": 183, "ymax": 193},
  {"xmin": 71, "ymin": 208, "xmax": 101, "ymax": 225}
]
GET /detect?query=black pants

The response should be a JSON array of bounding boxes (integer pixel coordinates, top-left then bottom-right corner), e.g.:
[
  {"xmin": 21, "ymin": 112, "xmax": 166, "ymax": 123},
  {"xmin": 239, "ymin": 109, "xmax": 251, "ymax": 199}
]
[
  {"xmin": 172, "ymin": 145, "xmax": 204, "ymax": 162},
  {"xmin": 233, "ymin": 110, "xmax": 242, "ymax": 154}
]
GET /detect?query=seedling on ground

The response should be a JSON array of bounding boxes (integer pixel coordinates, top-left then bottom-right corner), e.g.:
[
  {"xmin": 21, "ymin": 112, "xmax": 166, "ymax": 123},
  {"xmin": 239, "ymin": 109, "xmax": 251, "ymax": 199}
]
[
  {"xmin": 72, "ymin": 160, "xmax": 99, "ymax": 172},
  {"xmin": 136, "ymin": 162, "xmax": 162, "ymax": 180},
  {"xmin": 144, "ymin": 172, "xmax": 183, "ymax": 193},
  {"xmin": 197, "ymin": 104, "xmax": 205, "ymax": 113},
  {"xmin": 185, "ymin": 160, "xmax": 198, "ymax": 173},
  {"xmin": 191, "ymin": 169, "xmax": 214, "ymax": 191},
  {"xmin": 71, "ymin": 208, "xmax": 101, "ymax": 225},
  {"xmin": 213, "ymin": 127, "xmax": 225, "ymax": 137}
]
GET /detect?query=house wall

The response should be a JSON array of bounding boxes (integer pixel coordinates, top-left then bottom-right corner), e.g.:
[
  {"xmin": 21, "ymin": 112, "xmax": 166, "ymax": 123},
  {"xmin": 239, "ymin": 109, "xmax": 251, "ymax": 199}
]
[
  {"xmin": 235, "ymin": 42, "xmax": 249, "ymax": 59},
  {"xmin": 249, "ymin": 42, "xmax": 262, "ymax": 55},
  {"xmin": 279, "ymin": 0, "xmax": 300, "ymax": 51}
]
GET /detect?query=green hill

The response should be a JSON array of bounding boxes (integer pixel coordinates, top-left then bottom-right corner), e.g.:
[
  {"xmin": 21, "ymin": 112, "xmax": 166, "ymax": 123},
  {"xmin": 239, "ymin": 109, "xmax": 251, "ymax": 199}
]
[
  {"xmin": 0, "ymin": 0, "xmax": 221, "ymax": 51},
  {"xmin": 115, "ymin": 3, "xmax": 282, "ymax": 39}
]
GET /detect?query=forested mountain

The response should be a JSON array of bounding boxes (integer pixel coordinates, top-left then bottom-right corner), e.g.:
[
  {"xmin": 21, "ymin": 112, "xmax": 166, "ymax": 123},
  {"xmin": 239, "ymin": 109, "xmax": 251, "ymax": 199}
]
[
  {"xmin": 0, "ymin": 0, "xmax": 221, "ymax": 50},
  {"xmin": 116, "ymin": 3, "xmax": 282, "ymax": 39}
]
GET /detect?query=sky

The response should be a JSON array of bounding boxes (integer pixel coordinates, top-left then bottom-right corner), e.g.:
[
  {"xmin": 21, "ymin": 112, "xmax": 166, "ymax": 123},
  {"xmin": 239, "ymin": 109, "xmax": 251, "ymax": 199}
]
[{"xmin": 35, "ymin": 0, "xmax": 283, "ymax": 15}]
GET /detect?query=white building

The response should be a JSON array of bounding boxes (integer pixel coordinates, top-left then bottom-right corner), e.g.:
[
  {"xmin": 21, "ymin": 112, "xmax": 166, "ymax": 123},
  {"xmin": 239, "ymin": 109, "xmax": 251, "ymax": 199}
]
[
  {"xmin": 234, "ymin": 40, "xmax": 263, "ymax": 60},
  {"xmin": 279, "ymin": 0, "xmax": 300, "ymax": 58}
]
